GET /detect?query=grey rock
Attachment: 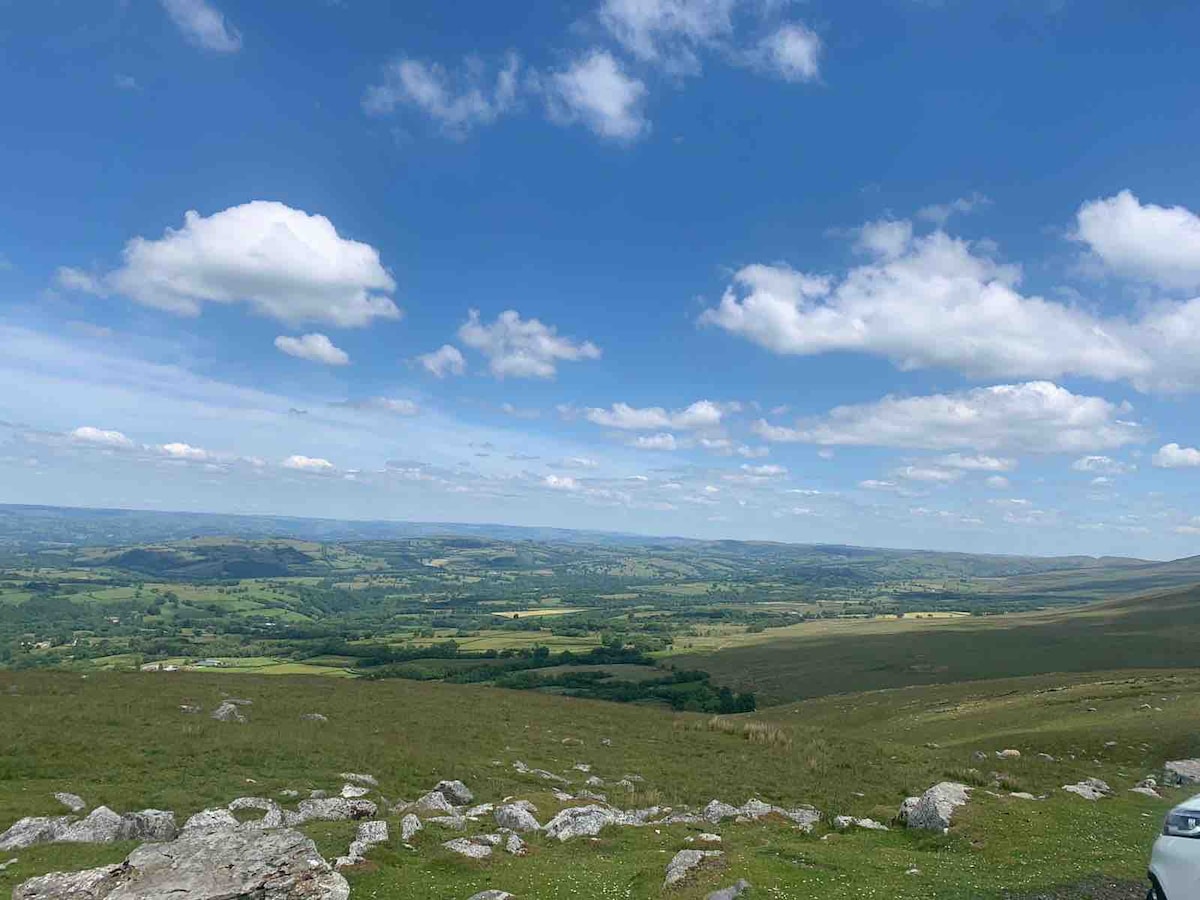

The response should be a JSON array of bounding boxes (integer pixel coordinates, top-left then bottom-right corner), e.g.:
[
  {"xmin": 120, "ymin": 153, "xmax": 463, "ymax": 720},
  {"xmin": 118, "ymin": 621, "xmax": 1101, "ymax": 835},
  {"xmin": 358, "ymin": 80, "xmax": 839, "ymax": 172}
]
[
  {"xmin": 183, "ymin": 808, "xmax": 239, "ymax": 833},
  {"xmin": 356, "ymin": 820, "xmax": 388, "ymax": 846},
  {"xmin": 903, "ymin": 782, "xmax": 971, "ymax": 831},
  {"xmin": 495, "ymin": 803, "xmax": 541, "ymax": 833},
  {"xmin": 504, "ymin": 833, "xmax": 527, "ymax": 856},
  {"xmin": 228, "ymin": 797, "xmax": 284, "ymax": 829},
  {"xmin": 707, "ymin": 880, "xmax": 752, "ymax": 900},
  {"xmin": 59, "ymin": 807, "xmax": 176, "ymax": 844},
  {"xmin": 425, "ymin": 815, "xmax": 467, "ymax": 830},
  {"xmin": 339, "ymin": 772, "xmax": 377, "ymax": 787},
  {"xmin": 467, "ymin": 892, "xmax": 513, "ymax": 900},
  {"xmin": 465, "ymin": 803, "xmax": 494, "ymax": 819},
  {"xmin": 664, "ymin": 849, "xmax": 722, "ymax": 887},
  {"xmin": 13, "ymin": 825, "xmax": 348, "ymax": 900},
  {"xmin": 544, "ymin": 805, "xmax": 618, "ymax": 842},
  {"xmin": 442, "ymin": 837, "xmax": 492, "ymax": 859},
  {"xmin": 400, "ymin": 814, "xmax": 423, "ymax": 842},
  {"xmin": 585, "ymin": 775, "xmax": 605, "ymax": 787},
  {"xmin": 897, "ymin": 797, "xmax": 920, "ymax": 824},
  {"xmin": 416, "ymin": 791, "xmax": 457, "ymax": 815},
  {"xmin": 340, "ymin": 784, "xmax": 370, "ymax": 799},
  {"xmin": 54, "ymin": 793, "xmax": 86, "ymax": 813},
  {"xmin": 1130, "ymin": 786, "xmax": 1161, "ymax": 798},
  {"xmin": 210, "ymin": 701, "xmax": 245, "ymax": 723},
  {"xmin": 0, "ymin": 817, "xmax": 75, "ymax": 852},
  {"xmin": 476, "ymin": 833, "xmax": 503, "ymax": 847},
  {"xmin": 1063, "ymin": 778, "xmax": 1112, "ymax": 801},
  {"xmin": 179, "ymin": 704, "xmax": 202, "ymax": 715},
  {"xmin": 434, "ymin": 780, "xmax": 474, "ymax": 805},
  {"xmin": 833, "ymin": 815, "xmax": 888, "ymax": 831},
  {"xmin": 294, "ymin": 798, "xmax": 376, "ymax": 823},
  {"xmin": 702, "ymin": 801, "xmax": 740, "ymax": 824},
  {"xmin": 779, "ymin": 807, "xmax": 820, "ymax": 832},
  {"xmin": 512, "ymin": 761, "xmax": 567, "ymax": 784},
  {"xmin": 299, "ymin": 713, "xmax": 328, "ymax": 723},
  {"xmin": 1165, "ymin": 759, "xmax": 1200, "ymax": 786}
]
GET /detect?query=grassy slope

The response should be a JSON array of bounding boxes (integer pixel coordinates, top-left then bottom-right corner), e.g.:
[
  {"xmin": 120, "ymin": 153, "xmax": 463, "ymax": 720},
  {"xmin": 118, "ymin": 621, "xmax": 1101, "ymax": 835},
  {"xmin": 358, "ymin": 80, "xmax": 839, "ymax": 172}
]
[
  {"xmin": 672, "ymin": 585, "xmax": 1200, "ymax": 705},
  {"xmin": 2, "ymin": 668, "xmax": 1198, "ymax": 899}
]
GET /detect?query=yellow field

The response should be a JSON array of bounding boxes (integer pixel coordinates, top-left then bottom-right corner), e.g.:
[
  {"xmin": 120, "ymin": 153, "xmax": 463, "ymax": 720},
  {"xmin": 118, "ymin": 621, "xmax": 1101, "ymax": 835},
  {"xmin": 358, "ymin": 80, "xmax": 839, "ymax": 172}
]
[{"xmin": 490, "ymin": 607, "xmax": 583, "ymax": 619}]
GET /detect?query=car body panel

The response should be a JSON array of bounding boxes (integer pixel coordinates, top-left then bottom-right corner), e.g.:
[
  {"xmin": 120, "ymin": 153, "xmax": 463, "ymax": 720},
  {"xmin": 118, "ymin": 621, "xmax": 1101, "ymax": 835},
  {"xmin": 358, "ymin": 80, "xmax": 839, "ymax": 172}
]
[{"xmin": 1150, "ymin": 793, "xmax": 1200, "ymax": 899}]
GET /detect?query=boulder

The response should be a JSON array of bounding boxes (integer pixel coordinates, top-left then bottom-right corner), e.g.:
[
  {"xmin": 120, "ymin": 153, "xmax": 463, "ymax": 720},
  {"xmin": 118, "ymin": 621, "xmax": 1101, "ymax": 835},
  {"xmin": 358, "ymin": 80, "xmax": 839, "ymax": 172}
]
[
  {"xmin": 183, "ymin": 808, "xmax": 239, "ymax": 833},
  {"xmin": 340, "ymin": 784, "xmax": 370, "ymax": 799},
  {"xmin": 0, "ymin": 817, "xmax": 75, "ymax": 852},
  {"xmin": 467, "ymin": 892, "xmax": 513, "ymax": 900},
  {"xmin": 1063, "ymin": 778, "xmax": 1112, "ymax": 801},
  {"xmin": 228, "ymin": 797, "xmax": 284, "ymax": 829},
  {"xmin": 779, "ymin": 807, "xmax": 821, "ymax": 832},
  {"xmin": 903, "ymin": 783, "xmax": 971, "ymax": 831},
  {"xmin": 59, "ymin": 807, "xmax": 176, "ymax": 844},
  {"xmin": 544, "ymin": 805, "xmax": 618, "ymax": 842},
  {"xmin": 300, "ymin": 713, "xmax": 328, "ymax": 723},
  {"xmin": 13, "ymin": 826, "xmax": 347, "ymax": 900},
  {"xmin": 1164, "ymin": 759, "xmax": 1200, "ymax": 786},
  {"xmin": 505, "ymin": 833, "xmax": 527, "ymax": 856},
  {"xmin": 416, "ymin": 791, "xmax": 457, "ymax": 815},
  {"xmin": 833, "ymin": 816, "xmax": 888, "ymax": 831},
  {"xmin": 294, "ymin": 798, "xmax": 376, "ymax": 823},
  {"xmin": 54, "ymin": 793, "xmax": 86, "ymax": 813},
  {"xmin": 400, "ymin": 814, "xmax": 423, "ymax": 842},
  {"xmin": 433, "ymin": 780, "xmax": 474, "ymax": 805},
  {"xmin": 702, "ymin": 801, "xmax": 740, "ymax": 824},
  {"xmin": 898, "ymin": 797, "xmax": 920, "ymax": 824},
  {"xmin": 495, "ymin": 803, "xmax": 541, "ymax": 833},
  {"xmin": 339, "ymin": 772, "xmax": 378, "ymax": 787},
  {"xmin": 664, "ymin": 849, "xmax": 722, "ymax": 887},
  {"xmin": 210, "ymin": 701, "xmax": 245, "ymax": 723},
  {"xmin": 335, "ymin": 820, "xmax": 389, "ymax": 869},
  {"xmin": 707, "ymin": 880, "xmax": 751, "ymax": 900},
  {"xmin": 442, "ymin": 837, "xmax": 492, "ymax": 859}
]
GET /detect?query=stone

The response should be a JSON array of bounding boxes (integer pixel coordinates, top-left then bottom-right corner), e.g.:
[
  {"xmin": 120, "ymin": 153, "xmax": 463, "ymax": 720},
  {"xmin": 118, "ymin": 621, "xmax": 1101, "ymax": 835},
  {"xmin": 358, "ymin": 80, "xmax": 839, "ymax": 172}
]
[
  {"xmin": 183, "ymin": 808, "xmax": 240, "ymax": 832},
  {"xmin": 400, "ymin": 814, "xmax": 423, "ymax": 842},
  {"xmin": 426, "ymin": 815, "xmax": 467, "ymax": 830},
  {"xmin": 1037, "ymin": 753, "xmax": 1056, "ymax": 762},
  {"xmin": 340, "ymin": 784, "xmax": 370, "ymax": 799},
  {"xmin": 573, "ymin": 764, "xmax": 592, "ymax": 772},
  {"xmin": 735, "ymin": 799, "xmax": 774, "ymax": 821},
  {"xmin": 0, "ymin": 817, "xmax": 75, "ymax": 852},
  {"xmin": 779, "ymin": 807, "xmax": 821, "ymax": 832},
  {"xmin": 1063, "ymin": 778, "xmax": 1112, "ymax": 801},
  {"xmin": 707, "ymin": 880, "xmax": 751, "ymax": 900},
  {"xmin": 903, "ymin": 783, "xmax": 971, "ymax": 831},
  {"xmin": 1164, "ymin": 759, "xmax": 1200, "ymax": 786},
  {"xmin": 898, "ymin": 797, "xmax": 920, "ymax": 824},
  {"xmin": 505, "ymin": 833, "xmax": 527, "ymax": 856},
  {"xmin": 1009, "ymin": 792, "xmax": 1039, "ymax": 801},
  {"xmin": 585, "ymin": 775, "xmax": 605, "ymax": 787},
  {"xmin": 356, "ymin": 820, "xmax": 388, "ymax": 846},
  {"xmin": 495, "ymin": 803, "xmax": 541, "ymax": 833},
  {"xmin": 294, "ymin": 798, "xmax": 376, "ymax": 823},
  {"xmin": 300, "ymin": 713, "xmax": 328, "ymax": 723},
  {"xmin": 13, "ymin": 826, "xmax": 347, "ymax": 900},
  {"xmin": 702, "ymin": 800, "xmax": 740, "ymax": 824},
  {"xmin": 544, "ymin": 805, "xmax": 618, "ymax": 842},
  {"xmin": 434, "ymin": 780, "xmax": 474, "ymax": 805},
  {"xmin": 834, "ymin": 815, "xmax": 888, "ymax": 831},
  {"xmin": 210, "ymin": 701, "xmax": 245, "ymax": 723},
  {"xmin": 996, "ymin": 749, "xmax": 1021, "ymax": 759},
  {"xmin": 512, "ymin": 761, "xmax": 567, "ymax": 783},
  {"xmin": 601, "ymin": 738, "xmax": 612, "ymax": 746},
  {"xmin": 476, "ymin": 833, "xmax": 503, "ymax": 846},
  {"xmin": 1130, "ymin": 786, "xmax": 1161, "ymax": 798},
  {"xmin": 442, "ymin": 837, "xmax": 492, "ymax": 859},
  {"xmin": 696, "ymin": 833, "xmax": 722, "ymax": 843},
  {"xmin": 465, "ymin": 804, "xmax": 494, "ymax": 819},
  {"xmin": 228, "ymin": 797, "xmax": 285, "ymax": 829},
  {"xmin": 179, "ymin": 704, "xmax": 202, "ymax": 715},
  {"xmin": 340, "ymin": 772, "xmax": 377, "ymax": 787},
  {"xmin": 468, "ymin": 892, "xmax": 513, "ymax": 900},
  {"xmin": 0, "ymin": 858, "xmax": 21, "ymax": 872},
  {"xmin": 54, "ymin": 793, "xmax": 86, "ymax": 813},
  {"xmin": 58, "ymin": 807, "xmax": 176, "ymax": 844},
  {"xmin": 664, "ymin": 849, "xmax": 722, "ymax": 887},
  {"xmin": 416, "ymin": 791, "xmax": 457, "ymax": 815}
]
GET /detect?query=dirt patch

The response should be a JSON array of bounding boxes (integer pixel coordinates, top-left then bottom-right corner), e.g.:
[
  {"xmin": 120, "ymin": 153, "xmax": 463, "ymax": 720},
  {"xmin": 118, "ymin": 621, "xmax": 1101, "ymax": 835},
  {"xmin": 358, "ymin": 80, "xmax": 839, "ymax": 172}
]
[{"xmin": 1004, "ymin": 876, "xmax": 1147, "ymax": 900}]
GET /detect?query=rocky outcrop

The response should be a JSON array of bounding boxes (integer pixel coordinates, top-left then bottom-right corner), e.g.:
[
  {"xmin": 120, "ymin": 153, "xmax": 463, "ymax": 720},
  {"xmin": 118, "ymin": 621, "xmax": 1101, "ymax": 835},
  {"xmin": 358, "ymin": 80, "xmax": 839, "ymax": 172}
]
[
  {"xmin": 400, "ymin": 813, "xmax": 423, "ymax": 842},
  {"xmin": 902, "ymin": 782, "xmax": 971, "ymax": 831},
  {"xmin": 416, "ymin": 791, "xmax": 457, "ymax": 815},
  {"xmin": 1063, "ymin": 778, "xmax": 1112, "ymax": 800},
  {"xmin": 335, "ymin": 820, "xmax": 388, "ymax": 869},
  {"xmin": 544, "ymin": 805, "xmax": 618, "ymax": 842},
  {"xmin": 54, "ymin": 793, "xmax": 85, "ymax": 813},
  {"xmin": 833, "ymin": 815, "xmax": 888, "ymax": 831},
  {"xmin": 443, "ymin": 837, "xmax": 492, "ymax": 859},
  {"xmin": 210, "ymin": 701, "xmax": 245, "ymax": 723},
  {"xmin": 1164, "ymin": 759, "xmax": 1200, "ymax": 786},
  {"xmin": 495, "ymin": 803, "xmax": 541, "ymax": 833},
  {"xmin": 664, "ymin": 849, "xmax": 722, "ymax": 887},
  {"xmin": 0, "ymin": 817, "xmax": 75, "ymax": 852},
  {"xmin": 434, "ymin": 780, "xmax": 474, "ymax": 805},
  {"xmin": 293, "ymin": 798, "xmax": 376, "ymax": 823},
  {"xmin": 13, "ymin": 827, "xmax": 348, "ymax": 900},
  {"xmin": 183, "ymin": 808, "xmax": 240, "ymax": 832},
  {"xmin": 1, "ymin": 807, "xmax": 176, "ymax": 850}
]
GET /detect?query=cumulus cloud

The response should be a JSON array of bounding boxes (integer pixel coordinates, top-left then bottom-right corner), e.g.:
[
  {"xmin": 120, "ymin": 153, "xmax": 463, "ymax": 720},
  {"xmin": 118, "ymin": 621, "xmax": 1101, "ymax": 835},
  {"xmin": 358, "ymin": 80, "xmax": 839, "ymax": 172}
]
[
  {"xmin": 751, "ymin": 22, "xmax": 821, "ymax": 82},
  {"xmin": 545, "ymin": 51, "xmax": 648, "ymax": 142},
  {"xmin": 160, "ymin": 0, "xmax": 241, "ymax": 53},
  {"xmin": 71, "ymin": 426, "xmax": 133, "ymax": 448},
  {"xmin": 159, "ymin": 442, "xmax": 209, "ymax": 461},
  {"xmin": 1071, "ymin": 455, "xmax": 1132, "ymax": 475},
  {"xmin": 458, "ymin": 309, "xmax": 601, "ymax": 378},
  {"xmin": 598, "ymin": 0, "xmax": 736, "ymax": 73},
  {"xmin": 985, "ymin": 475, "xmax": 1011, "ymax": 490},
  {"xmin": 753, "ymin": 382, "xmax": 1142, "ymax": 454},
  {"xmin": 631, "ymin": 432, "xmax": 678, "ymax": 450},
  {"xmin": 700, "ymin": 229, "xmax": 1149, "ymax": 384},
  {"xmin": 417, "ymin": 344, "xmax": 466, "ymax": 378},
  {"xmin": 1074, "ymin": 190, "xmax": 1200, "ymax": 291},
  {"xmin": 363, "ymin": 53, "xmax": 521, "ymax": 135},
  {"xmin": 741, "ymin": 463, "xmax": 786, "ymax": 477},
  {"xmin": 55, "ymin": 267, "xmax": 108, "ymax": 296},
  {"xmin": 893, "ymin": 465, "xmax": 962, "ymax": 483},
  {"xmin": 1153, "ymin": 443, "xmax": 1200, "ymax": 468},
  {"xmin": 282, "ymin": 454, "xmax": 335, "ymax": 472},
  {"xmin": 586, "ymin": 399, "xmax": 728, "ymax": 430},
  {"xmin": 917, "ymin": 193, "xmax": 990, "ymax": 226},
  {"xmin": 543, "ymin": 474, "xmax": 580, "ymax": 490},
  {"xmin": 65, "ymin": 202, "xmax": 398, "ymax": 327},
  {"xmin": 936, "ymin": 453, "xmax": 1016, "ymax": 472},
  {"xmin": 274, "ymin": 333, "xmax": 350, "ymax": 366}
]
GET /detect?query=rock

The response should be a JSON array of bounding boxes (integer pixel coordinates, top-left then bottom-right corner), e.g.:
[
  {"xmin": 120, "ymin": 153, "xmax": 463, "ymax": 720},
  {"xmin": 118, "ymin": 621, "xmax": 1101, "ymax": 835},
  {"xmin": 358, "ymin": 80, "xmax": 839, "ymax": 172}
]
[
  {"xmin": 702, "ymin": 800, "xmax": 740, "ymax": 824},
  {"xmin": 310, "ymin": 790, "xmax": 328, "ymax": 799},
  {"xmin": 468, "ymin": 892, "xmax": 513, "ymax": 900},
  {"xmin": 229, "ymin": 797, "xmax": 284, "ymax": 829},
  {"xmin": 280, "ymin": 790, "xmax": 300, "ymax": 799},
  {"xmin": 544, "ymin": 805, "xmax": 618, "ymax": 842},
  {"xmin": 1037, "ymin": 753, "xmax": 1056, "ymax": 762},
  {"xmin": 179, "ymin": 704, "xmax": 202, "ymax": 715},
  {"xmin": 54, "ymin": 793, "xmax": 86, "ymax": 813},
  {"xmin": 996, "ymin": 749, "xmax": 1021, "ymax": 759},
  {"xmin": 442, "ymin": 837, "xmax": 492, "ymax": 859},
  {"xmin": 735, "ymin": 799, "xmax": 774, "ymax": 821},
  {"xmin": 294, "ymin": 798, "xmax": 376, "ymax": 823},
  {"xmin": 0, "ymin": 858, "xmax": 21, "ymax": 872},
  {"xmin": 1103, "ymin": 741, "xmax": 1118, "ymax": 748},
  {"xmin": 0, "ymin": 817, "xmax": 75, "ymax": 851},
  {"xmin": 696, "ymin": 833, "xmax": 722, "ymax": 843},
  {"xmin": 13, "ymin": 826, "xmax": 348, "ymax": 900},
  {"xmin": 1063, "ymin": 778, "xmax": 1112, "ymax": 801},
  {"xmin": 552, "ymin": 790, "xmax": 575, "ymax": 802},
  {"xmin": 512, "ymin": 761, "xmax": 567, "ymax": 783},
  {"xmin": 505, "ymin": 833, "xmax": 527, "ymax": 856},
  {"xmin": 183, "ymin": 808, "xmax": 240, "ymax": 832},
  {"xmin": 601, "ymin": 738, "xmax": 612, "ymax": 746},
  {"xmin": 779, "ymin": 807, "xmax": 821, "ymax": 832},
  {"xmin": 465, "ymin": 803, "xmax": 494, "ymax": 819},
  {"xmin": 300, "ymin": 713, "xmax": 328, "ymax": 723},
  {"xmin": 664, "ymin": 849, "xmax": 722, "ymax": 887},
  {"xmin": 1131, "ymin": 786, "xmax": 1161, "ymax": 798},
  {"xmin": 1164, "ymin": 759, "xmax": 1200, "ymax": 786},
  {"xmin": 356, "ymin": 820, "xmax": 388, "ymax": 846},
  {"xmin": 573, "ymin": 764, "xmax": 592, "ymax": 772},
  {"xmin": 577, "ymin": 790, "xmax": 608, "ymax": 803},
  {"xmin": 495, "ymin": 803, "xmax": 542, "ymax": 833},
  {"xmin": 476, "ymin": 833, "xmax": 503, "ymax": 847},
  {"xmin": 340, "ymin": 784, "xmax": 370, "ymax": 799},
  {"xmin": 426, "ymin": 816, "xmax": 467, "ymax": 830},
  {"xmin": 416, "ymin": 791, "xmax": 457, "ymax": 815},
  {"xmin": 971, "ymin": 750, "xmax": 988, "ymax": 762},
  {"xmin": 400, "ymin": 814, "xmax": 423, "ymax": 842},
  {"xmin": 58, "ymin": 807, "xmax": 176, "ymax": 844},
  {"xmin": 1009, "ymin": 792, "xmax": 1039, "ymax": 801},
  {"xmin": 897, "ymin": 797, "xmax": 920, "ymax": 824},
  {"xmin": 210, "ymin": 701, "xmax": 245, "ymax": 723},
  {"xmin": 903, "ymin": 783, "xmax": 971, "ymax": 831},
  {"xmin": 433, "ymin": 780, "xmax": 474, "ymax": 805},
  {"xmin": 707, "ymin": 880, "xmax": 751, "ymax": 900},
  {"xmin": 585, "ymin": 775, "xmax": 605, "ymax": 787},
  {"xmin": 340, "ymin": 772, "xmax": 378, "ymax": 787},
  {"xmin": 834, "ymin": 815, "xmax": 888, "ymax": 831}
]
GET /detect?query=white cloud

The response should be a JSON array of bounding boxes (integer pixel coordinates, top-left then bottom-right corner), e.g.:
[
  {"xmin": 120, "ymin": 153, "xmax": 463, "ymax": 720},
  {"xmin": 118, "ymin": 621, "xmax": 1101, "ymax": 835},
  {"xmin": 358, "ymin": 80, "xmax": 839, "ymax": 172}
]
[
  {"xmin": 71, "ymin": 426, "xmax": 133, "ymax": 448},
  {"xmin": 936, "ymin": 453, "xmax": 1015, "ymax": 472},
  {"xmin": 543, "ymin": 474, "xmax": 580, "ymax": 491},
  {"xmin": 631, "ymin": 432, "xmax": 678, "ymax": 450},
  {"xmin": 545, "ymin": 51, "xmax": 648, "ymax": 142},
  {"xmin": 700, "ymin": 230, "xmax": 1149, "ymax": 383},
  {"xmin": 114, "ymin": 74, "xmax": 140, "ymax": 91},
  {"xmin": 598, "ymin": 0, "xmax": 735, "ymax": 74},
  {"xmin": 1075, "ymin": 190, "xmax": 1200, "ymax": 291},
  {"xmin": 917, "ymin": 193, "xmax": 990, "ymax": 226},
  {"xmin": 859, "ymin": 479, "xmax": 897, "ymax": 491},
  {"xmin": 55, "ymin": 267, "xmax": 108, "ymax": 296},
  {"xmin": 893, "ymin": 465, "xmax": 962, "ymax": 483},
  {"xmin": 363, "ymin": 53, "xmax": 521, "ymax": 135},
  {"xmin": 274, "ymin": 333, "xmax": 350, "ymax": 366},
  {"xmin": 753, "ymin": 382, "xmax": 1142, "ymax": 454},
  {"xmin": 75, "ymin": 202, "xmax": 399, "ymax": 327},
  {"xmin": 751, "ymin": 22, "xmax": 821, "ymax": 83},
  {"xmin": 1153, "ymin": 443, "xmax": 1200, "ymax": 469},
  {"xmin": 458, "ymin": 309, "xmax": 601, "ymax": 378},
  {"xmin": 740, "ymin": 463, "xmax": 786, "ymax": 477},
  {"xmin": 855, "ymin": 219, "xmax": 913, "ymax": 259},
  {"xmin": 985, "ymin": 475, "xmax": 1010, "ymax": 490},
  {"xmin": 333, "ymin": 397, "xmax": 420, "ymax": 416},
  {"xmin": 159, "ymin": 442, "xmax": 209, "ymax": 461},
  {"xmin": 282, "ymin": 454, "xmax": 335, "ymax": 472},
  {"xmin": 586, "ymin": 399, "xmax": 727, "ymax": 430},
  {"xmin": 552, "ymin": 456, "xmax": 600, "ymax": 469},
  {"xmin": 1070, "ymin": 455, "xmax": 1132, "ymax": 475},
  {"xmin": 159, "ymin": 0, "xmax": 241, "ymax": 53},
  {"xmin": 417, "ymin": 344, "xmax": 466, "ymax": 378}
]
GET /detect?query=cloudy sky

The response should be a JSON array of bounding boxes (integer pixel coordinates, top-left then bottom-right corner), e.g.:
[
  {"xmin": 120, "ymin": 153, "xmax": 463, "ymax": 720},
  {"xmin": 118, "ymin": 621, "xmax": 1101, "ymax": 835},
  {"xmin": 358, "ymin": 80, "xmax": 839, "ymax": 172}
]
[{"xmin": 3, "ymin": 1, "xmax": 1200, "ymax": 558}]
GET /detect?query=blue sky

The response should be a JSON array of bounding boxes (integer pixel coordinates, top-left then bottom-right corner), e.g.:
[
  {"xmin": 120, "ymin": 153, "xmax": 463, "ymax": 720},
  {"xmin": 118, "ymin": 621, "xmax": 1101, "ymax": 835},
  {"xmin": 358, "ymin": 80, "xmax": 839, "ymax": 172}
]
[{"xmin": 4, "ymin": 0, "xmax": 1200, "ymax": 558}]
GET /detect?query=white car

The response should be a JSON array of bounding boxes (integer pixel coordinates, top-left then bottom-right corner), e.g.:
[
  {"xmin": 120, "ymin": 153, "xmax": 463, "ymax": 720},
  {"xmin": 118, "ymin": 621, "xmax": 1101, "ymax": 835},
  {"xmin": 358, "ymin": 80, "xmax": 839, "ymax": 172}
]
[{"xmin": 1149, "ymin": 793, "xmax": 1200, "ymax": 899}]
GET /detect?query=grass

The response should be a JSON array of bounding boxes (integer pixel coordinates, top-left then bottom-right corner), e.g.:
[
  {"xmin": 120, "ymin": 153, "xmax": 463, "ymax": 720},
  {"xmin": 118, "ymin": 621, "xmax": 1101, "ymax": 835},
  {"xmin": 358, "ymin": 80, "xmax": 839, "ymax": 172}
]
[{"xmin": 1, "ymin": 667, "xmax": 1196, "ymax": 898}]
